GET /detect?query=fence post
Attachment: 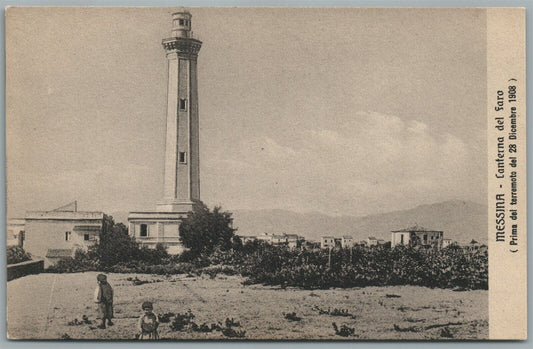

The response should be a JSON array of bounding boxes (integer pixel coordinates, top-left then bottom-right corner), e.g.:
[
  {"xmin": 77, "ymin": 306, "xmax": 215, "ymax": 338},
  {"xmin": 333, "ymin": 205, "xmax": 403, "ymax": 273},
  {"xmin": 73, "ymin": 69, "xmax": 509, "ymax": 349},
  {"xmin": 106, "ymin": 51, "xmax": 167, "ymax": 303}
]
[{"xmin": 328, "ymin": 247, "xmax": 331, "ymax": 269}]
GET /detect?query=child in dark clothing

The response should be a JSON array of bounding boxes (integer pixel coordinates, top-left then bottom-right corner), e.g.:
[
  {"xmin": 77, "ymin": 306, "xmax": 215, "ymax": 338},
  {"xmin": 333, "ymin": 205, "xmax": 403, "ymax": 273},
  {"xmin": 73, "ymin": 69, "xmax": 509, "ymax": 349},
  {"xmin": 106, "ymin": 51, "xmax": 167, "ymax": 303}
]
[{"xmin": 94, "ymin": 274, "xmax": 114, "ymax": 329}]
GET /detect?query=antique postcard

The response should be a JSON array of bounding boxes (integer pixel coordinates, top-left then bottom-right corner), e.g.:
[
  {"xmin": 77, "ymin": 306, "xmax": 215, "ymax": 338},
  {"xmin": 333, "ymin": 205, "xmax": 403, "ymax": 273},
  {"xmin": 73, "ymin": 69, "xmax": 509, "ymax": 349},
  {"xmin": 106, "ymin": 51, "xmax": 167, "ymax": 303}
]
[{"xmin": 5, "ymin": 7, "xmax": 526, "ymax": 340}]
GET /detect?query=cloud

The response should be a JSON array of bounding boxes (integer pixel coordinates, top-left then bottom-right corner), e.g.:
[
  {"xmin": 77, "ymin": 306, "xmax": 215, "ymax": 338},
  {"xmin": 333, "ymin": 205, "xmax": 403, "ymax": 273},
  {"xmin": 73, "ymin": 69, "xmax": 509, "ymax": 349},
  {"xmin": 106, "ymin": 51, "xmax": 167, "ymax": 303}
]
[
  {"xmin": 202, "ymin": 111, "xmax": 484, "ymax": 216},
  {"xmin": 8, "ymin": 111, "xmax": 484, "ymax": 218}
]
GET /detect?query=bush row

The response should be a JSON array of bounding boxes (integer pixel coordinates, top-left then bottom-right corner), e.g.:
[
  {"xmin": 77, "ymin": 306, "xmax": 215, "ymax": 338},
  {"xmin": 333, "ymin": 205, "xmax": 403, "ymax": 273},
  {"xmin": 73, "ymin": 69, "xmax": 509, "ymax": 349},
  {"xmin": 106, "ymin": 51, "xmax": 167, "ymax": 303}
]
[
  {"xmin": 234, "ymin": 244, "xmax": 487, "ymax": 290},
  {"xmin": 46, "ymin": 241, "xmax": 487, "ymax": 290}
]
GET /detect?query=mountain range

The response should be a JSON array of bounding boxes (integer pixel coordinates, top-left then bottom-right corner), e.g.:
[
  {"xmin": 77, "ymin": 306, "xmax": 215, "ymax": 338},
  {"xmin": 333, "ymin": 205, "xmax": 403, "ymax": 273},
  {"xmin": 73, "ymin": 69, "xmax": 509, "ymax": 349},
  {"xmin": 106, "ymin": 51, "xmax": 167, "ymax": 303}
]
[
  {"xmin": 230, "ymin": 200, "xmax": 487, "ymax": 244},
  {"xmin": 111, "ymin": 200, "xmax": 488, "ymax": 244}
]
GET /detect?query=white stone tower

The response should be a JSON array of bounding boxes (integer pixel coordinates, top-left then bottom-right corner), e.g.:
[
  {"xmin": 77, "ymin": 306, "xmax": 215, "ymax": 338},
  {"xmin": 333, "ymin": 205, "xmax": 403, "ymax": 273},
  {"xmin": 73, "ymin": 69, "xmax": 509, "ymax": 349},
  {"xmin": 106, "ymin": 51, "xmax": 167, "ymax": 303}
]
[
  {"xmin": 158, "ymin": 10, "xmax": 202, "ymax": 213},
  {"xmin": 128, "ymin": 10, "xmax": 202, "ymax": 254}
]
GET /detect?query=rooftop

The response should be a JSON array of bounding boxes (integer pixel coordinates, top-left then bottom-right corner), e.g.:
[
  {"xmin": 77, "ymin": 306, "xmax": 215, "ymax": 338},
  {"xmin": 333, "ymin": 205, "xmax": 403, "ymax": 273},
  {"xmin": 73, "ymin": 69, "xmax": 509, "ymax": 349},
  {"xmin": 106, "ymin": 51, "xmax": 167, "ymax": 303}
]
[
  {"xmin": 26, "ymin": 211, "xmax": 104, "ymax": 221},
  {"xmin": 391, "ymin": 224, "xmax": 443, "ymax": 233},
  {"xmin": 46, "ymin": 249, "xmax": 73, "ymax": 258}
]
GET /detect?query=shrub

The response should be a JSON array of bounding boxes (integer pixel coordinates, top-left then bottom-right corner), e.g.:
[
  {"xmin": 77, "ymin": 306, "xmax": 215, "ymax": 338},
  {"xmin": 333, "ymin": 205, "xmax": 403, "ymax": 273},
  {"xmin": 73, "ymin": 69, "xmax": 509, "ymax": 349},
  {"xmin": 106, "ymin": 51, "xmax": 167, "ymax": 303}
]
[
  {"xmin": 201, "ymin": 265, "xmax": 238, "ymax": 278},
  {"xmin": 107, "ymin": 261, "xmax": 197, "ymax": 275},
  {"xmin": 158, "ymin": 313, "xmax": 175, "ymax": 323},
  {"xmin": 221, "ymin": 327, "xmax": 246, "ymax": 338},
  {"xmin": 283, "ymin": 312, "xmax": 301, "ymax": 321},
  {"xmin": 7, "ymin": 246, "xmax": 32, "ymax": 265},
  {"xmin": 170, "ymin": 310, "xmax": 196, "ymax": 331},
  {"xmin": 332, "ymin": 322, "xmax": 355, "ymax": 337},
  {"xmin": 46, "ymin": 249, "xmax": 99, "ymax": 273}
]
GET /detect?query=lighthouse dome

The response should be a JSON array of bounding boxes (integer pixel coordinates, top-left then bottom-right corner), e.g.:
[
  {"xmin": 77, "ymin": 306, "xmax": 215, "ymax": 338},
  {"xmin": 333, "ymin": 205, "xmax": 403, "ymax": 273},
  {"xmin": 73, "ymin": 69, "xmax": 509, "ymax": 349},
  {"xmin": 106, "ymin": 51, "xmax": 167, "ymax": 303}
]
[{"xmin": 171, "ymin": 9, "xmax": 192, "ymax": 38}]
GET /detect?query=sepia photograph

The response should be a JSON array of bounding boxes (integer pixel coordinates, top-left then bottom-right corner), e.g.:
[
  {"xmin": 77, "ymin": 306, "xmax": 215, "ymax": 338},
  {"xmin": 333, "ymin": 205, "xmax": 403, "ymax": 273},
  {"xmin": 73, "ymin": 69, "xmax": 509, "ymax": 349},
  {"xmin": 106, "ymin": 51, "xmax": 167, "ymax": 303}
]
[{"xmin": 5, "ymin": 7, "xmax": 525, "ymax": 340}]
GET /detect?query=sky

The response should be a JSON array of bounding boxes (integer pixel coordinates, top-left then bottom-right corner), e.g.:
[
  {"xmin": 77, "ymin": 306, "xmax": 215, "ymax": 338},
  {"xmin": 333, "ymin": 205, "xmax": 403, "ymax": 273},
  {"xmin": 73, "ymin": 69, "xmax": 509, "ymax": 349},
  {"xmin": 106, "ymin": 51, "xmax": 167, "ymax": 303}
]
[{"xmin": 6, "ymin": 7, "xmax": 487, "ymax": 218}]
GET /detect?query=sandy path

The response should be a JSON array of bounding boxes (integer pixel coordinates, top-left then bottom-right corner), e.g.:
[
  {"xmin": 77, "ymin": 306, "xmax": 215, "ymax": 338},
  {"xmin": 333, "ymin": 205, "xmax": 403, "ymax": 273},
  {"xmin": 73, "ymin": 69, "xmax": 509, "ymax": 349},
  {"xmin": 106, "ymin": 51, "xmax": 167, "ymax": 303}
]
[{"xmin": 7, "ymin": 272, "xmax": 488, "ymax": 340}]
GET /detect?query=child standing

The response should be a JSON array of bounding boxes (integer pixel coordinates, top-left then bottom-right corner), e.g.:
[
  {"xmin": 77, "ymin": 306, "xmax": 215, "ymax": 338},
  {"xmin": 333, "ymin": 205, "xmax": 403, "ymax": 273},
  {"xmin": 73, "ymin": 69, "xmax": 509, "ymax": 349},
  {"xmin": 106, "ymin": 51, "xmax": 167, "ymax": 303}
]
[
  {"xmin": 137, "ymin": 301, "xmax": 159, "ymax": 340},
  {"xmin": 94, "ymin": 274, "xmax": 114, "ymax": 329}
]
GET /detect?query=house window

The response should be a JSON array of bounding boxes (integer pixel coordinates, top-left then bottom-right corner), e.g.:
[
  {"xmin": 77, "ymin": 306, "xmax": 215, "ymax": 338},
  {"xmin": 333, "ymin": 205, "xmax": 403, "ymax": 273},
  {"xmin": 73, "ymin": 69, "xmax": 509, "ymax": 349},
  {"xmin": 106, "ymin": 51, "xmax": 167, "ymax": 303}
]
[
  {"xmin": 140, "ymin": 224, "xmax": 148, "ymax": 237},
  {"xmin": 179, "ymin": 98, "xmax": 187, "ymax": 110},
  {"xmin": 65, "ymin": 231, "xmax": 71, "ymax": 241},
  {"xmin": 84, "ymin": 234, "xmax": 90, "ymax": 241},
  {"xmin": 179, "ymin": 152, "xmax": 187, "ymax": 164},
  {"xmin": 400, "ymin": 235, "xmax": 404, "ymax": 244},
  {"xmin": 423, "ymin": 234, "xmax": 427, "ymax": 241}
]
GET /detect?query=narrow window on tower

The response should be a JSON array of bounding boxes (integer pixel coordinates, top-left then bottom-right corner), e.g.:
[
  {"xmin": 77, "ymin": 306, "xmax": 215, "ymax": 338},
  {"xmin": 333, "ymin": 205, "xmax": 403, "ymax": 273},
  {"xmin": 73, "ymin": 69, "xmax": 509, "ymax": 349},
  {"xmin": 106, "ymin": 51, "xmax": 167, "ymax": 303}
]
[
  {"xmin": 84, "ymin": 234, "xmax": 90, "ymax": 241},
  {"xmin": 179, "ymin": 98, "xmax": 187, "ymax": 111},
  {"xmin": 179, "ymin": 19, "xmax": 184, "ymax": 25},
  {"xmin": 179, "ymin": 152, "xmax": 187, "ymax": 164},
  {"xmin": 65, "ymin": 231, "xmax": 71, "ymax": 241}
]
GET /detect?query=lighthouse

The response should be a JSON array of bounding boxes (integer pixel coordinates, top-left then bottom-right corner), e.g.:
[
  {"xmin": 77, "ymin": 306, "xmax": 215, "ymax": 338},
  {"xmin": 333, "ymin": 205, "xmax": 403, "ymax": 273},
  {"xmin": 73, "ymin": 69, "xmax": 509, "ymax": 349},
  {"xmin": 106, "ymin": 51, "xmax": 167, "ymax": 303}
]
[
  {"xmin": 128, "ymin": 10, "xmax": 202, "ymax": 254},
  {"xmin": 159, "ymin": 10, "xmax": 202, "ymax": 212}
]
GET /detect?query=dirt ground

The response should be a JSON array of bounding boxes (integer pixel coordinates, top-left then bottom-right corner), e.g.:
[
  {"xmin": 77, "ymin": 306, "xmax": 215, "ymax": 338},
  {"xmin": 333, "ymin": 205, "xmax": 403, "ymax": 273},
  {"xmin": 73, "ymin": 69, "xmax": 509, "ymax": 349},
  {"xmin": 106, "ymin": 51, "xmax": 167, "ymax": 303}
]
[{"xmin": 7, "ymin": 272, "xmax": 488, "ymax": 340}]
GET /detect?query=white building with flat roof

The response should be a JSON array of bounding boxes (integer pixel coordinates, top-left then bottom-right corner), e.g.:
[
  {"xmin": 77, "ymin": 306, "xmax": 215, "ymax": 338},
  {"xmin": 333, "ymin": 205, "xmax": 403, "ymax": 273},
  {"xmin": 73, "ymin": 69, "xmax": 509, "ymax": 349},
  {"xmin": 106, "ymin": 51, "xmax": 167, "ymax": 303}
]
[
  {"xmin": 391, "ymin": 225, "xmax": 444, "ymax": 249},
  {"xmin": 321, "ymin": 236, "xmax": 335, "ymax": 249},
  {"xmin": 15, "ymin": 202, "xmax": 103, "ymax": 266}
]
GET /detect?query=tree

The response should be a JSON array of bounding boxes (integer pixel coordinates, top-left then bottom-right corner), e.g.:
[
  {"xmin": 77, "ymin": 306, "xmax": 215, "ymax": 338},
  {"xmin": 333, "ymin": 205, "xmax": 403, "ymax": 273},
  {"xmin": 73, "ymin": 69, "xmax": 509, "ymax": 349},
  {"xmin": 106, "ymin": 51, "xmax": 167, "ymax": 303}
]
[
  {"xmin": 179, "ymin": 201, "xmax": 237, "ymax": 256},
  {"xmin": 92, "ymin": 214, "xmax": 139, "ymax": 267}
]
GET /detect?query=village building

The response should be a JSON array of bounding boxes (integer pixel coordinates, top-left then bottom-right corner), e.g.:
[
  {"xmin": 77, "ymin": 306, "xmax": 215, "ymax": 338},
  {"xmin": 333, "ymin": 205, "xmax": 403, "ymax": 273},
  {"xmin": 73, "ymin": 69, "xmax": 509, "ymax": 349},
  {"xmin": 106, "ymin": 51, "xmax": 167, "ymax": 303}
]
[
  {"xmin": 367, "ymin": 236, "xmax": 386, "ymax": 246},
  {"xmin": 271, "ymin": 234, "xmax": 288, "ymax": 245},
  {"xmin": 321, "ymin": 236, "xmax": 335, "ymax": 249},
  {"xmin": 285, "ymin": 234, "xmax": 302, "ymax": 248},
  {"xmin": 128, "ymin": 10, "xmax": 203, "ymax": 254},
  {"xmin": 463, "ymin": 240, "xmax": 486, "ymax": 251},
  {"xmin": 249, "ymin": 233, "xmax": 304, "ymax": 248},
  {"xmin": 239, "ymin": 235, "xmax": 257, "ymax": 244},
  {"xmin": 256, "ymin": 233, "xmax": 273, "ymax": 243},
  {"xmin": 442, "ymin": 238, "xmax": 453, "ymax": 248},
  {"xmin": 391, "ymin": 225, "xmax": 444, "ymax": 249},
  {"xmin": 16, "ymin": 202, "xmax": 103, "ymax": 266},
  {"xmin": 341, "ymin": 236, "xmax": 354, "ymax": 248},
  {"xmin": 6, "ymin": 218, "xmax": 25, "ymax": 247}
]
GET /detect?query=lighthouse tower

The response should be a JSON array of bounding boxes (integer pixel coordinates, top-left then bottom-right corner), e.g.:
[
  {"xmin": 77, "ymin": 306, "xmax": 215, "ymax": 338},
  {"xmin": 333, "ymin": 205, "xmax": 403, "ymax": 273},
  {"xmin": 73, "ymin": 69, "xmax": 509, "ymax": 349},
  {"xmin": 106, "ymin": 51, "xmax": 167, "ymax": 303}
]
[
  {"xmin": 128, "ymin": 10, "xmax": 202, "ymax": 254},
  {"xmin": 158, "ymin": 10, "xmax": 202, "ymax": 212}
]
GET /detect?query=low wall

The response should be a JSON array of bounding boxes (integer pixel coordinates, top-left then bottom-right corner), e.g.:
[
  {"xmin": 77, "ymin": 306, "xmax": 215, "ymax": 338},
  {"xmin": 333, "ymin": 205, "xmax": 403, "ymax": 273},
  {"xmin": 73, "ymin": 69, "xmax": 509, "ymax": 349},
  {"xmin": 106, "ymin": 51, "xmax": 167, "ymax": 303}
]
[{"xmin": 7, "ymin": 259, "xmax": 44, "ymax": 281}]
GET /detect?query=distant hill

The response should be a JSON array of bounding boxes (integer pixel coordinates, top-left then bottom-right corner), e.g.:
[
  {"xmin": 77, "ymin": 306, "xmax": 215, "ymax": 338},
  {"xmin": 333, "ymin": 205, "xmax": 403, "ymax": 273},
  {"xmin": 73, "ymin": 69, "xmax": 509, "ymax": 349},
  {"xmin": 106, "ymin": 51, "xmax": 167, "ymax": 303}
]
[
  {"xmin": 110, "ymin": 200, "xmax": 487, "ymax": 244},
  {"xmin": 231, "ymin": 200, "xmax": 487, "ymax": 244}
]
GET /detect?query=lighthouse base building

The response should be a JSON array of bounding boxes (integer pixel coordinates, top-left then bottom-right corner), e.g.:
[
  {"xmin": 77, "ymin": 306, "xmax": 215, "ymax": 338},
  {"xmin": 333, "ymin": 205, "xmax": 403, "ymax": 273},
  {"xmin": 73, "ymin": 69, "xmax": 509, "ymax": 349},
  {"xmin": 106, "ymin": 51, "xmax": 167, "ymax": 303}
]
[{"xmin": 128, "ymin": 10, "xmax": 202, "ymax": 255}]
